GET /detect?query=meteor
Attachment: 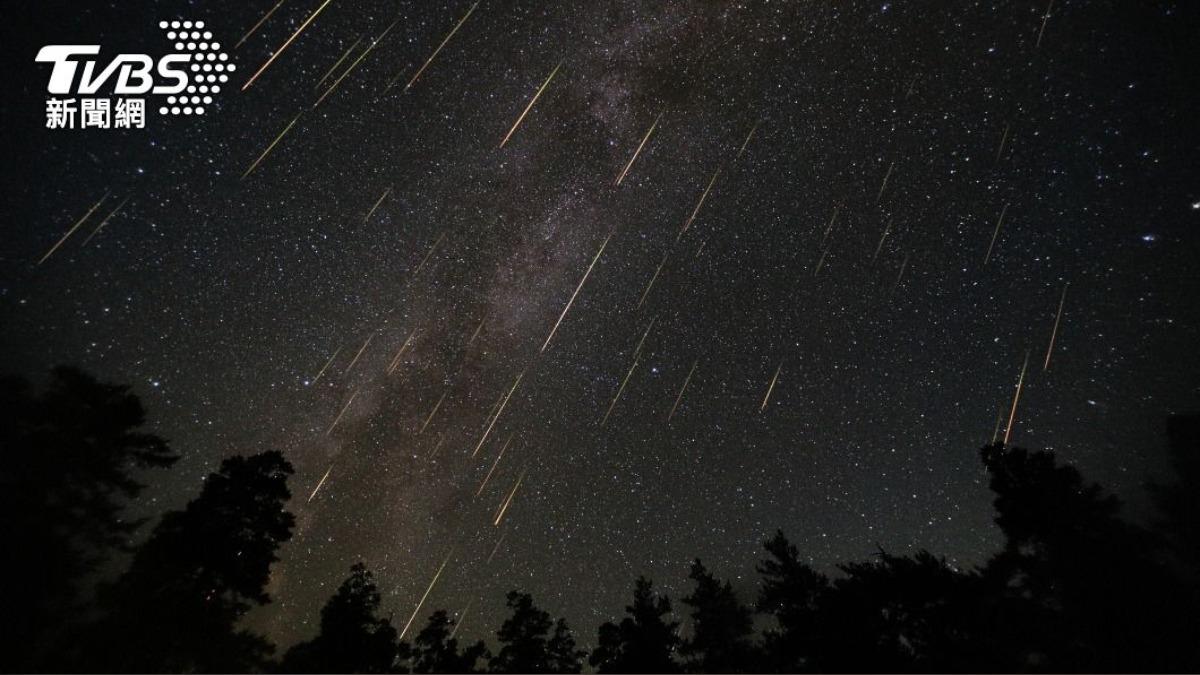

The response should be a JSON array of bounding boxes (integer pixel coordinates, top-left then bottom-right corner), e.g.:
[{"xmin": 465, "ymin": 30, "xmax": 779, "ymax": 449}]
[
  {"xmin": 310, "ymin": 345, "xmax": 341, "ymax": 385},
  {"xmin": 821, "ymin": 206, "xmax": 840, "ymax": 247},
  {"xmin": 242, "ymin": 0, "xmax": 334, "ymax": 91},
  {"xmin": 876, "ymin": 161, "xmax": 894, "ymax": 202},
  {"xmin": 410, "ymin": 232, "xmax": 446, "ymax": 280},
  {"xmin": 476, "ymin": 434, "xmax": 513, "ymax": 497},
  {"xmin": 499, "ymin": 61, "xmax": 563, "ymax": 148},
  {"xmin": 1003, "ymin": 351, "xmax": 1030, "ymax": 445},
  {"xmin": 326, "ymin": 390, "xmax": 358, "ymax": 435},
  {"xmin": 632, "ymin": 316, "xmax": 656, "ymax": 360},
  {"xmin": 760, "ymin": 362, "xmax": 782, "ymax": 413},
  {"xmin": 472, "ymin": 370, "xmax": 524, "ymax": 457},
  {"xmin": 38, "ymin": 191, "xmax": 109, "ymax": 264},
  {"xmin": 314, "ymin": 18, "xmax": 400, "ymax": 107},
  {"xmin": 636, "ymin": 252, "xmax": 668, "ymax": 309},
  {"xmin": 419, "ymin": 389, "xmax": 448, "ymax": 435},
  {"xmin": 990, "ymin": 405, "xmax": 1005, "ymax": 445},
  {"xmin": 667, "ymin": 360, "xmax": 698, "ymax": 422},
  {"xmin": 427, "ymin": 434, "xmax": 446, "ymax": 460},
  {"xmin": 467, "ymin": 315, "xmax": 487, "ymax": 346},
  {"xmin": 891, "ymin": 253, "xmax": 909, "ymax": 297},
  {"xmin": 871, "ymin": 216, "xmax": 893, "ymax": 263},
  {"xmin": 307, "ymin": 464, "xmax": 333, "ymax": 503},
  {"xmin": 1043, "ymin": 282, "xmax": 1069, "ymax": 370},
  {"xmin": 736, "ymin": 121, "xmax": 760, "ymax": 161},
  {"xmin": 314, "ymin": 36, "xmax": 362, "ymax": 89},
  {"xmin": 242, "ymin": 114, "xmax": 301, "ymax": 179},
  {"xmin": 364, "ymin": 187, "xmax": 391, "ymax": 223},
  {"xmin": 601, "ymin": 359, "xmax": 638, "ymax": 427},
  {"xmin": 236, "ymin": 0, "xmax": 286, "ymax": 49},
  {"xmin": 389, "ymin": 0, "xmax": 479, "ymax": 93},
  {"xmin": 486, "ymin": 530, "xmax": 507, "ymax": 563},
  {"xmin": 983, "ymin": 202, "xmax": 1009, "ymax": 265},
  {"xmin": 493, "ymin": 469, "xmax": 526, "ymax": 526},
  {"xmin": 449, "ymin": 600, "xmax": 472, "ymax": 639},
  {"xmin": 387, "ymin": 331, "xmax": 416, "ymax": 375},
  {"xmin": 814, "ymin": 247, "xmax": 829, "ymax": 276},
  {"xmin": 541, "ymin": 234, "xmax": 610, "ymax": 353},
  {"xmin": 681, "ymin": 167, "xmax": 721, "ymax": 234},
  {"xmin": 399, "ymin": 552, "xmax": 454, "ymax": 640},
  {"xmin": 81, "ymin": 196, "xmax": 129, "ymax": 246},
  {"xmin": 344, "ymin": 333, "xmax": 373, "ymax": 375},
  {"xmin": 995, "ymin": 122, "xmax": 1011, "ymax": 163},
  {"xmin": 1035, "ymin": 0, "xmax": 1054, "ymax": 48},
  {"xmin": 615, "ymin": 112, "xmax": 663, "ymax": 185}
]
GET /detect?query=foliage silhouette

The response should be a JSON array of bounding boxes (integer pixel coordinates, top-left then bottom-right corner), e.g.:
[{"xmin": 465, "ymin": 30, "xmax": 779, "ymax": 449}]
[
  {"xmin": 679, "ymin": 559, "xmax": 757, "ymax": 673},
  {"xmin": 280, "ymin": 563, "xmax": 401, "ymax": 673},
  {"xmin": 488, "ymin": 591, "xmax": 585, "ymax": 673},
  {"xmin": 84, "ymin": 451, "xmax": 296, "ymax": 672},
  {"xmin": 590, "ymin": 576, "xmax": 682, "ymax": 673},
  {"xmin": 405, "ymin": 609, "xmax": 490, "ymax": 673},
  {"xmin": 0, "ymin": 367, "xmax": 177, "ymax": 671}
]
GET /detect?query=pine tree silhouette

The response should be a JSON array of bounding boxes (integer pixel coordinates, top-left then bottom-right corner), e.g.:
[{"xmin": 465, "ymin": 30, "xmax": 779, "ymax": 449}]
[
  {"xmin": 590, "ymin": 576, "xmax": 682, "ymax": 673},
  {"xmin": 281, "ymin": 562, "xmax": 401, "ymax": 673},
  {"xmin": 679, "ymin": 560, "xmax": 756, "ymax": 673},
  {"xmin": 83, "ymin": 451, "xmax": 296, "ymax": 672},
  {"xmin": 0, "ymin": 367, "xmax": 177, "ymax": 671},
  {"xmin": 406, "ymin": 609, "xmax": 489, "ymax": 673},
  {"xmin": 489, "ymin": 591, "xmax": 585, "ymax": 673},
  {"xmin": 755, "ymin": 530, "xmax": 829, "ymax": 672}
]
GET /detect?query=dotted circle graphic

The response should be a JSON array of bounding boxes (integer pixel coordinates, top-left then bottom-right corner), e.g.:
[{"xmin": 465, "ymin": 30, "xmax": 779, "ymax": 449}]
[{"xmin": 157, "ymin": 20, "xmax": 232, "ymax": 116}]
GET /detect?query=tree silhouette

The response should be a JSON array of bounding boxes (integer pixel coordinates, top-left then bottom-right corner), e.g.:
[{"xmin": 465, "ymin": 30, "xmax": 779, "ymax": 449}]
[
  {"xmin": 755, "ymin": 530, "xmax": 829, "ymax": 672},
  {"xmin": 590, "ymin": 576, "xmax": 681, "ymax": 673},
  {"xmin": 489, "ymin": 591, "xmax": 585, "ymax": 673},
  {"xmin": 281, "ymin": 562, "xmax": 401, "ymax": 673},
  {"xmin": 406, "ymin": 609, "xmax": 489, "ymax": 673},
  {"xmin": 83, "ymin": 451, "xmax": 296, "ymax": 672},
  {"xmin": 980, "ymin": 442, "xmax": 1191, "ymax": 672},
  {"xmin": 0, "ymin": 367, "xmax": 177, "ymax": 671},
  {"xmin": 679, "ymin": 559, "xmax": 756, "ymax": 673}
]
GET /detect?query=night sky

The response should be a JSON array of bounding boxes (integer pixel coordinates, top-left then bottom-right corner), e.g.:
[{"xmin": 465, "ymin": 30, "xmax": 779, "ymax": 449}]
[{"xmin": 4, "ymin": 0, "xmax": 1200, "ymax": 653}]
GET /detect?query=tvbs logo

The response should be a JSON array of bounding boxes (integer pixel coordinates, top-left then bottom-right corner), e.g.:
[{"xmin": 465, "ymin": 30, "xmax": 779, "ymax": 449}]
[{"xmin": 36, "ymin": 20, "xmax": 233, "ymax": 129}]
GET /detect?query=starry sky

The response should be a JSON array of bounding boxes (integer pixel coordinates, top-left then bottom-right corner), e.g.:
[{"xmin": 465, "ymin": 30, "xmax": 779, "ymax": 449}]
[{"xmin": 4, "ymin": 0, "xmax": 1200, "ymax": 652}]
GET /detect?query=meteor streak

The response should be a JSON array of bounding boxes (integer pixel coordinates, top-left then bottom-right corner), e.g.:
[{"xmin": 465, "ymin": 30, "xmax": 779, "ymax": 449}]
[
  {"xmin": 636, "ymin": 252, "xmax": 668, "ymax": 309},
  {"xmin": 995, "ymin": 122, "xmax": 1010, "ymax": 163},
  {"xmin": 242, "ymin": 114, "xmax": 300, "ymax": 179},
  {"xmin": 449, "ymin": 600, "xmax": 472, "ymax": 639},
  {"xmin": 760, "ymin": 362, "xmax": 782, "ymax": 413},
  {"xmin": 476, "ymin": 434, "xmax": 512, "ymax": 497},
  {"xmin": 1044, "ymin": 282, "xmax": 1069, "ymax": 370},
  {"xmin": 871, "ymin": 216, "xmax": 893, "ymax": 263},
  {"xmin": 242, "ymin": 0, "xmax": 333, "ymax": 91},
  {"xmin": 601, "ymin": 359, "xmax": 638, "ymax": 427},
  {"xmin": 876, "ymin": 161, "xmax": 895, "ymax": 202},
  {"xmin": 541, "ymin": 234, "xmax": 610, "ymax": 353},
  {"xmin": 667, "ymin": 360, "xmax": 698, "ymax": 422},
  {"xmin": 38, "ymin": 191, "xmax": 109, "ymax": 264},
  {"xmin": 427, "ymin": 434, "xmax": 446, "ymax": 460},
  {"xmin": 681, "ymin": 167, "xmax": 721, "ymax": 234},
  {"xmin": 236, "ymin": 0, "xmax": 286, "ymax": 49},
  {"xmin": 364, "ymin": 187, "xmax": 391, "ymax": 222},
  {"xmin": 493, "ymin": 470, "xmax": 526, "ymax": 526},
  {"xmin": 487, "ymin": 531, "xmax": 507, "ymax": 563},
  {"xmin": 499, "ymin": 61, "xmax": 562, "ymax": 148},
  {"xmin": 326, "ymin": 390, "xmax": 358, "ymax": 435},
  {"xmin": 821, "ymin": 206, "xmax": 840, "ymax": 247},
  {"xmin": 387, "ymin": 331, "xmax": 416, "ymax": 374},
  {"xmin": 632, "ymin": 316, "xmax": 656, "ymax": 360},
  {"xmin": 472, "ymin": 371, "xmax": 524, "ymax": 457},
  {"xmin": 1035, "ymin": 0, "xmax": 1054, "ymax": 48},
  {"xmin": 314, "ymin": 18, "xmax": 399, "ymax": 107},
  {"xmin": 391, "ymin": 0, "xmax": 479, "ymax": 92},
  {"xmin": 736, "ymin": 121, "xmax": 760, "ymax": 161},
  {"xmin": 314, "ymin": 36, "xmax": 362, "ymax": 89},
  {"xmin": 983, "ymin": 202, "xmax": 1009, "ymax": 265},
  {"xmin": 891, "ymin": 253, "xmax": 909, "ymax": 297},
  {"xmin": 307, "ymin": 464, "xmax": 333, "ymax": 502},
  {"xmin": 814, "ymin": 247, "xmax": 829, "ymax": 276},
  {"xmin": 310, "ymin": 346, "xmax": 341, "ymax": 385},
  {"xmin": 419, "ymin": 390, "xmax": 448, "ymax": 434},
  {"xmin": 615, "ymin": 112, "xmax": 662, "ymax": 185},
  {"xmin": 81, "ymin": 195, "xmax": 129, "ymax": 246},
  {"xmin": 1003, "ymin": 351, "xmax": 1030, "ymax": 445},
  {"xmin": 400, "ymin": 552, "xmax": 453, "ymax": 640},
  {"xmin": 344, "ymin": 333, "xmax": 374, "ymax": 375}
]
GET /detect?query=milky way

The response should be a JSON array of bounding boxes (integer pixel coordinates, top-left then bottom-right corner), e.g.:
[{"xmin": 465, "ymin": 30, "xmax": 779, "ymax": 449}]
[{"xmin": 4, "ymin": 0, "xmax": 1199, "ymax": 651}]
